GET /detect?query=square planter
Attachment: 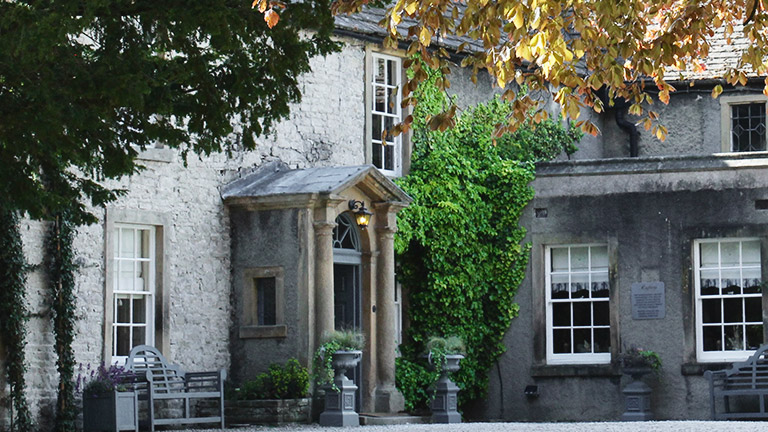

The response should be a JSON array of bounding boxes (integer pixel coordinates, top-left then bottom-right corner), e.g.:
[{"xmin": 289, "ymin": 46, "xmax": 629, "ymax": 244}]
[
  {"xmin": 197, "ymin": 398, "xmax": 311, "ymax": 425},
  {"xmin": 83, "ymin": 390, "xmax": 138, "ymax": 432}
]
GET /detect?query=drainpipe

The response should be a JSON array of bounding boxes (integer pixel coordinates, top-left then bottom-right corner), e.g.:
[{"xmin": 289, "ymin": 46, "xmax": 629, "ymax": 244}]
[{"xmin": 615, "ymin": 106, "xmax": 640, "ymax": 157}]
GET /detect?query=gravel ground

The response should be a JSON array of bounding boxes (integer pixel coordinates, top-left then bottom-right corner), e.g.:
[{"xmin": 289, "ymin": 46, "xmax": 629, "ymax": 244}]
[{"xmin": 180, "ymin": 421, "xmax": 768, "ymax": 432}]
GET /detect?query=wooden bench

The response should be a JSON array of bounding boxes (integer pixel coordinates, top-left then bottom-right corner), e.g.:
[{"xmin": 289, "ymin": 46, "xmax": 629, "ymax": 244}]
[
  {"xmin": 125, "ymin": 345, "xmax": 226, "ymax": 431},
  {"xmin": 705, "ymin": 344, "xmax": 768, "ymax": 420}
]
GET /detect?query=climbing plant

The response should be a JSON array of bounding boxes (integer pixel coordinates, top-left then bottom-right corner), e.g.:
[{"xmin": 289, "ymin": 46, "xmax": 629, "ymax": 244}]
[
  {"xmin": 0, "ymin": 209, "xmax": 33, "ymax": 432},
  {"xmin": 46, "ymin": 211, "xmax": 77, "ymax": 432},
  {"xmin": 394, "ymin": 67, "xmax": 581, "ymax": 411}
]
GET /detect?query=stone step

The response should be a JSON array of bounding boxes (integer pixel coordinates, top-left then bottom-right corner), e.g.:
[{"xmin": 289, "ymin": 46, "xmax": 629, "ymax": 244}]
[{"xmin": 359, "ymin": 413, "xmax": 430, "ymax": 425}]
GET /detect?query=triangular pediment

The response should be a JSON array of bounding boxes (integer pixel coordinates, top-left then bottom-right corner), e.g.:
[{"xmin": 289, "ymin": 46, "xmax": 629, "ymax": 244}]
[{"xmin": 221, "ymin": 161, "xmax": 412, "ymax": 209}]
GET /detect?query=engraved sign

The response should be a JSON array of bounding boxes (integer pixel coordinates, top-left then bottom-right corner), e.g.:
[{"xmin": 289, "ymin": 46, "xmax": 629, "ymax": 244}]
[{"xmin": 631, "ymin": 282, "xmax": 665, "ymax": 320}]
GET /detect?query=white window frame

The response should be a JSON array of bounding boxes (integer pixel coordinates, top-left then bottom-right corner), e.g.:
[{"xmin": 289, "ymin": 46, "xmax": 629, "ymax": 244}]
[
  {"xmin": 366, "ymin": 51, "xmax": 404, "ymax": 177},
  {"xmin": 111, "ymin": 223, "xmax": 156, "ymax": 363},
  {"xmin": 694, "ymin": 238, "xmax": 764, "ymax": 362},
  {"xmin": 720, "ymin": 94, "xmax": 768, "ymax": 153},
  {"xmin": 545, "ymin": 244, "xmax": 611, "ymax": 365}
]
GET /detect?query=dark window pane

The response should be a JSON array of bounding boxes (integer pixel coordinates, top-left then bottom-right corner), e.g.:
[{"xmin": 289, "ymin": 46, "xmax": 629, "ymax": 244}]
[
  {"xmin": 702, "ymin": 299, "xmax": 722, "ymax": 324},
  {"xmin": 375, "ymin": 86, "xmax": 386, "ymax": 112},
  {"xmin": 747, "ymin": 324, "xmax": 764, "ymax": 350},
  {"xmin": 372, "ymin": 115, "xmax": 382, "ymax": 141},
  {"xmin": 553, "ymin": 329, "xmax": 571, "ymax": 354},
  {"xmin": 724, "ymin": 325, "xmax": 744, "ymax": 350},
  {"xmin": 257, "ymin": 277, "xmax": 277, "ymax": 326},
  {"xmin": 573, "ymin": 302, "xmax": 591, "ymax": 326},
  {"xmin": 372, "ymin": 143, "xmax": 382, "ymax": 168},
  {"xmin": 703, "ymin": 326, "xmax": 722, "ymax": 351},
  {"xmin": 593, "ymin": 301, "xmax": 609, "ymax": 326},
  {"xmin": 388, "ymin": 87, "xmax": 398, "ymax": 114},
  {"xmin": 594, "ymin": 329, "xmax": 610, "ymax": 353},
  {"xmin": 591, "ymin": 280, "xmax": 609, "ymax": 298},
  {"xmin": 133, "ymin": 298, "xmax": 146, "ymax": 324},
  {"xmin": 573, "ymin": 329, "xmax": 592, "ymax": 353},
  {"xmin": 723, "ymin": 298, "xmax": 744, "ymax": 323},
  {"xmin": 745, "ymin": 297, "xmax": 762, "ymax": 322},
  {"xmin": 116, "ymin": 298, "xmax": 130, "ymax": 323},
  {"xmin": 552, "ymin": 303, "xmax": 571, "ymax": 327},
  {"xmin": 744, "ymin": 278, "xmax": 763, "ymax": 294},
  {"xmin": 132, "ymin": 327, "xmax": 145, "ymax": 348},
  {"xmin": 384, "ymin": 144, "xmax": 394, "ymax": 171},
  {"xmin": 386, "ymin": 59, "xmax": 397, "ymax": 86},
  {"xmin": 116, "ymin": 326, "xmax": 130, "ymax": 356}
]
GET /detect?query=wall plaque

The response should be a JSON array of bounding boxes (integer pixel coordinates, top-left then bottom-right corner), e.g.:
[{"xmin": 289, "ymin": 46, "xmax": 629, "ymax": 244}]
[{"xmin": 631, "ymin": 282, "xmax": 665, "ymax": 320}]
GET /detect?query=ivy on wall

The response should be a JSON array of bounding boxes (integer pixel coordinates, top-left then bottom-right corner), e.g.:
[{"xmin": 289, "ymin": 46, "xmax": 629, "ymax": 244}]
[
  {"xmin": 0, "ymin": 208, "xmax": 33, "ymax": 432},
  {"xmin": 394, "ymin": 67, "xmax": 581, "ymax": 411},
  {"xmin": 46, "ymin": 212, "xmax": 77, "ymax": 431}
]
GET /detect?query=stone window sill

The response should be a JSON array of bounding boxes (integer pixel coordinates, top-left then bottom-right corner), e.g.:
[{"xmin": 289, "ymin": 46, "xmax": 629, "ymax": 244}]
[
  {"xmin": 531, "ymin": 364, "xmax": 620, "ymax": 378},
  {"xmin": 239, "ymin": 325, "xmax": 287, "ymax": 339},
  {"xmin": 680, "ymin": 362, "xmax": 730, "ymax": 376},
  {"xmin": 136, "ymin": 147, "xmax": 174, "ymax": 163}
]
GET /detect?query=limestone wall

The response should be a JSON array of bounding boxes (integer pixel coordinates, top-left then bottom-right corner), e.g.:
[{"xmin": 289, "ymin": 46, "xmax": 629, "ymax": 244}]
[{"xmin": 0, "ymin": 32, "xmax": 503, "ymax": 429}]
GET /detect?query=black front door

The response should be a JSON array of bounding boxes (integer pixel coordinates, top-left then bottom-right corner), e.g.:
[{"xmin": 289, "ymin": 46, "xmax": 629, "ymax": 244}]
[{"xmin": 334, "ymin": 263, "xmax": 362, "ymax": 411}]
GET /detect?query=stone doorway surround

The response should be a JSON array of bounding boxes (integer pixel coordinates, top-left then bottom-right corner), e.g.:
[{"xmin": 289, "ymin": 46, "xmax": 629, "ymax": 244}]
[{"xmin": 222, "ymin": 161, "xmax": 412, "ymax": 414}]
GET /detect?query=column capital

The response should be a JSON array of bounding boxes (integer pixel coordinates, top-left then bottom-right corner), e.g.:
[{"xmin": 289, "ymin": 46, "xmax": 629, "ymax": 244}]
[{"xmin": 313, "ymin": 220, "xmax": 336, "ymax": 236}]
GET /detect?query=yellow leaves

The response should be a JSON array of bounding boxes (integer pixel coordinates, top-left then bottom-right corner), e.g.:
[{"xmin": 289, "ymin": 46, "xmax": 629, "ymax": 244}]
[
  {"xmin": 252, "ymin": 0, "xmax": 283, "ymax": 29},
  {"xmin": 712, "ymin": 84, "xmax": 723, "ymax": 99},
  {"xmin": 405, "ymin": 0, "xmax": 418, "ymax": 15},
  {"xmin": 512, "ymin": 6, "xmax": 525, "ymax": 29},
  {"xmin": 264, "ymin": 9, "xmax": 279, "ymax": 28},
  {"xmin": 653, "ymin": 125, "xmax": 668, "ymax": 141},
  {"xmin": 419, "ymin": 26, "xmax": 432, "ymax": 46}
]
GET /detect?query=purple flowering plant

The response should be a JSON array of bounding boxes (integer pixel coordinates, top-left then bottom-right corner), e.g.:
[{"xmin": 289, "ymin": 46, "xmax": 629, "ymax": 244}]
[
  {"xmin": 76, "ymin": 363, "xmax": 134, "ymax": 398},
  {"xmin": 618, "ymin": 346, "xmax": 662, "ymax": 372}
]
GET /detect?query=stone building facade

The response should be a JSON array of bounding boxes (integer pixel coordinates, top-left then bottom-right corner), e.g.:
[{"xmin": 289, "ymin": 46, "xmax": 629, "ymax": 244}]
[
  {"xmin": 0, "ymin": 14, "xmax": 501, "ymax": 429},
  {"xmin": 483, "ymin": 48, "xmax": 768, "ymax": 420}
]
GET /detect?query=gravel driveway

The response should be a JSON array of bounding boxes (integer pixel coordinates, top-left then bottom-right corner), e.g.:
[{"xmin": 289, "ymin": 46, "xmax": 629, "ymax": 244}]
[{"xmin": 182, "ymin": 421, "xmax": 768, "ymax": 432}]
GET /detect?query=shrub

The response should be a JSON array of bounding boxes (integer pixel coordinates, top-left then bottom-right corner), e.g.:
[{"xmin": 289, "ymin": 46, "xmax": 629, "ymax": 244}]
[{"xmin": 232, "ymin": 358, "xmax": 309, "ymax": 400}]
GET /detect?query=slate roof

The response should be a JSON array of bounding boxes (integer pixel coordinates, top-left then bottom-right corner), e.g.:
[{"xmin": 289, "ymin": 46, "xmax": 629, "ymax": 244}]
[
  {"xmin": 221, "ymin": 161, "xmax": 412, "ymax": 204},
  {"xmin": 334, "ymin": 6, "xmax": 485, "ymax": 55},
  {"xmin": 335, "ymin": 8, "xmax": 754, "ymax": 83}
]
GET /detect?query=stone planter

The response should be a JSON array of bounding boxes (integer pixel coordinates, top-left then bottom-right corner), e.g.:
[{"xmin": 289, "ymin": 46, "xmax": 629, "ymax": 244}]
[
  {"xmin": 319, "ymin": 350, "xmax": 362, "ymax": 427},
  {"xmin": 428, "ymin": 353, "xmax": 463, "ymax": 424},
  {"xmin": 198, "ymin": 398, "xmax": 311, "ymax": 426},
  {"xmin": 82, "ymin": 390, "xmax": 138, "ymax": 432},
  {"xmin": 621, "ymin": 366, "xmax": 653, "ymax": 421}
]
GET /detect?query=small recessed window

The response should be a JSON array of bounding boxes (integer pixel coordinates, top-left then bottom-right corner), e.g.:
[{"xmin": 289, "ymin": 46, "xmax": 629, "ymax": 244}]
[
  {"xmin": 256, "ymin": 277, "xmax": 277, "ymax": 326},
  {"xmin": 731, "ymin": 103, "xmax": 767, "ymax": 152}
]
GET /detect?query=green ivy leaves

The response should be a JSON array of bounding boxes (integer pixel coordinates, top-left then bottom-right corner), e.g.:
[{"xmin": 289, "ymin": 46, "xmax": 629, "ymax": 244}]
[{"xmin": 394, "ymin": 65, "xmax": 580, "ymax": 410}]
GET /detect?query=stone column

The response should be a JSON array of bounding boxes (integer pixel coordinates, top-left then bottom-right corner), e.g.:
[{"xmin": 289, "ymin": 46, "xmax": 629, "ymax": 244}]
[
  {"xmin": 314, "ymin": 220, "xmax": 336, "ymax": 348},
  {"xmin": 374, "ymin": 204, "xmax": 405, "ymax": 413}
]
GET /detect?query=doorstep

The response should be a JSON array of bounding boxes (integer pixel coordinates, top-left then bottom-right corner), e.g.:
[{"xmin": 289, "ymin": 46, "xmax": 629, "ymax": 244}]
[{"xmin": 358, "ymin": 413, "xmax": 430, "ymax": 425}]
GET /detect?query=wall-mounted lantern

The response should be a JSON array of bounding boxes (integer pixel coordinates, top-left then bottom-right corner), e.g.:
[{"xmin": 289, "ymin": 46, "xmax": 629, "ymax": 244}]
[{"xmin": 348, "ymin": 200, "xmax": 373, "ymax": 229}]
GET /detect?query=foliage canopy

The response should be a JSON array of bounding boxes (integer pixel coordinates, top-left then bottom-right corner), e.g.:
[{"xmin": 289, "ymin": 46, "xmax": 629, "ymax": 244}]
[
  {"xmin": 394, "ymin": 67, "xmax": 580, "ymax": 410},
  {"xmin": 1, "ymin": 0, "xmax": 338, "ymax": 223},
  {"xmin": 333, "ymin": 0, "xmax": 768, "ymax": 140}
]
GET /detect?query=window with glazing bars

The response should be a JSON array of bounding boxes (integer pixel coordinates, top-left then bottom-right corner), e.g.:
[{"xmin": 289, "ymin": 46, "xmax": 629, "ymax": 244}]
[
  {"xmin": 695, "ymin": 238, "xmax": 763, "ymax": 362},
  {"xmin": 546, "ymin": 245, "xmax": 611, "ymax": 364},
  {"xmin": 369, "ymin": 52, "xmax": 402, "ymax": 176},
  {"xmin": 731, "ymin": 103, "xmax": 767, "ymax": 152}
]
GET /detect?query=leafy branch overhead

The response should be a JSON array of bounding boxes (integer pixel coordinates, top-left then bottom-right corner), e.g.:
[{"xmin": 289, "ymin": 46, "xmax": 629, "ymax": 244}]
[
  {"xmin": 332, "ymin": 0, "xmax": 768, "ymax": 140},
  {"xmin": 0, "ymin": 0, "xmax": 338, "ymax": 224}
]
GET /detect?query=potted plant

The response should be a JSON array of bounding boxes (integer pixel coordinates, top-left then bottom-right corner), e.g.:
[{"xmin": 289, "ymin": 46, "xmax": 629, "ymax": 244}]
[
  {"xmin": 618, "ymin": 346, "xmax": 662, "ymax": 379},
  {"xmin": 425, "ymin": 335, "xmax": 465, "ymax": 424},
  {"xmin": 313, "ymin": 329, "xmax": 365, "ymax": 389},
  {"xmin": 618, "ymin": 346, "xmax": 661, "ymax": 421},
  {"xmin": 426, "ymin": 335, "xmax": 466, "ymax": 373},
  {"xmin": 77, "ymin": 363, "xmax": 138, "ymax": 432},
  {"xmin": 314, "ymin": 329, "xmax": 364, "ymax": 427}
]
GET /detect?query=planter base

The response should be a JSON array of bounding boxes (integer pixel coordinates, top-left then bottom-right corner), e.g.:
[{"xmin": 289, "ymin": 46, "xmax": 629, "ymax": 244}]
[{"xmin": 621, "ymin": 379, "xmax": 653, "ymax": 421}]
